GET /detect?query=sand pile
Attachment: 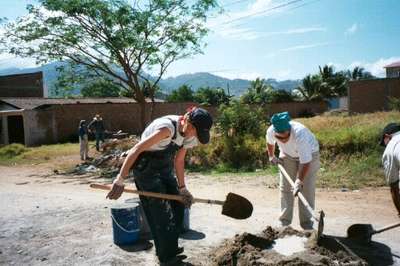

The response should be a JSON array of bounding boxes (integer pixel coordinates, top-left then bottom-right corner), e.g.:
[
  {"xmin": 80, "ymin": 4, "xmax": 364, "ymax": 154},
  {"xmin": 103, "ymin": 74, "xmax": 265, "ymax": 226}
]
[{"xmin": 211, "ymin": 226, "xmax": 367, "ymax": 266}]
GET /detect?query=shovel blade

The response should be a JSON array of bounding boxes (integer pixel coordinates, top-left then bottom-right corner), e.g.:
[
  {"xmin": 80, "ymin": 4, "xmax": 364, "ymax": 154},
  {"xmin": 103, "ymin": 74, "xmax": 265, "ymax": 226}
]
[
  {"xmin": 317, "ymin": 210, "xmax": 325, "ymax": 240},
  {"xmin": 221, "ymin": 192, "xmax": 253, "ymax": 220},
  {"xmin": 347, "ymin": 224, "xmax": 373, "ymax": 243}
]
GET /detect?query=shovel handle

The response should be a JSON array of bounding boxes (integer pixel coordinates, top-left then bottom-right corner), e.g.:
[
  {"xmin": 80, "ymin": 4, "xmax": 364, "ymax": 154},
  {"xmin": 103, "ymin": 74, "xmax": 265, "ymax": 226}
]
[
  {"xmin": 90, "ymin": 183, "xmax": 225, "ymax": 206},
  {"xmin": 374, "ymin": 222, "xmax": 400, "ymax": 235},
  {"xmin": 278, "ymin": 164, "xmax": 319, "ymax": 222}
]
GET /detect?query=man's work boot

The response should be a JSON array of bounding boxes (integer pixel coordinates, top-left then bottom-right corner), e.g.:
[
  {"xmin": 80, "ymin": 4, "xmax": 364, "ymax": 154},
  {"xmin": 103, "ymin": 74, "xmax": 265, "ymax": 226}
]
[
  {"xmin": 176, "ymin": 247, "xmax": 184, "ymax": 255},
  {"xmin": 159, "ymin": 256, "xmax": 186, "ymax": 266}
]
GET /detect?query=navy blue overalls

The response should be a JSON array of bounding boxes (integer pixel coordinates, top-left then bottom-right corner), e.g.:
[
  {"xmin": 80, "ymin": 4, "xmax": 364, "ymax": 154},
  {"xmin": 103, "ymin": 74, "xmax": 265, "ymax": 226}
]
[{"xmin": 132, "ymin": 119, "xmax": 185, "ymax": 263}]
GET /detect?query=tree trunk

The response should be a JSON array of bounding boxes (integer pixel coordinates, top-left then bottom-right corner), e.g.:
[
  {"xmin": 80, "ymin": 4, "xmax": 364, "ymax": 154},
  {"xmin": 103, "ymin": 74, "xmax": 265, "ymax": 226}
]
[{"xmin": 139, "ymin": 100, "xmax": 147, "ymax": 132}]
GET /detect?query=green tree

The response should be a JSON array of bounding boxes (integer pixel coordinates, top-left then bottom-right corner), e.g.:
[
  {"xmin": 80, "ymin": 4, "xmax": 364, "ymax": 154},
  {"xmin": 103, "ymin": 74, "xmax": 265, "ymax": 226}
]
[
  {"xmin": 194, "ymin": 87, "xmax": 231, "ymax": 105},
  {"xmin": 268, "ymin": 89, "xmax": 294, "ymax": 103},
  {"xmin": 53, "ymin": 63, "xmax": 122, "ymax": 97},
  {"xmin": 241, "ymin": 78, "xmax": 295, "ymax": 104},
  {"xmin": 319, "ymin": 65, "xmax": 348, "ymax": 98},
  {"xmin": 346, "ymin": 66, "xmax": 374, "ymax": 80},
  {"xmin": 216, "ymin": 100, "xmax": 266, "ymax": 170},
  {"xmin": 81, "ymin": 80, "xmax": 121, "ymax": 97},
  {"xmin": 1, "ymin": 0, "xmax": 217, "ymax": 129},
  {"xmin": 240, "ymin": 78, "xmax": 272, "ymax": 104},
  {"xmin": 166, "ymin": 84, "xmax": 194, "ymax": 102},
  {"xmin": 293, "ymin": 74, "xmax": 324, "ymax": 101}
]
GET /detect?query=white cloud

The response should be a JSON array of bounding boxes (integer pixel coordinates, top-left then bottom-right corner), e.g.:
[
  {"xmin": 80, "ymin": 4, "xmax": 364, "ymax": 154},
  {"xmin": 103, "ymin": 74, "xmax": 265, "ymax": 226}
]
[
  {"xmin": 327, "ymin": 62, "xmax": 343, "ymax": 70},
  {"xmin": 0, "ymin": 53, "xmax": 38, "ymax": 69},
  {"xmin": 208, "ymin": 0, "xmax": 275, "ymax": 40},
  {"xmin": 348, "ymin": 57, "xmax": 400, "ymax": 77},
  {"xmin": 217, "ymin": 27, "xmax": 260, "ymax": 40},
  {"xmin": 274, "ymin": 69, "xmax": 292, "ymax": 80},
  {"xmin": 280, "ymin": 42, "xmax": 329, "ymax": 52},
  {"xmin": 263, "ymin": 26, "xmax": 326, "ymax": 37},
  {"xmin": 208, "ymin": 0, "xmax": 326, "ymax": 41},
  {"xmin": 217, "ymin": 71, "xmax": 264, "ymax": 80},
  {"xmin": 214, "ymin": 25, "xmax": 326, "ymax": 41},
  {"xmin": 345, "ymin": 23, "xmax": 358, "ymax": 35}
]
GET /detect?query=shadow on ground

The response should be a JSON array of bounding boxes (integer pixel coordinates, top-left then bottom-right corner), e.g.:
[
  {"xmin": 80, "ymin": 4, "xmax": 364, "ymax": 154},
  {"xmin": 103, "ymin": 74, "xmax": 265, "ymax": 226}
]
[
  {"xmin": 320, "ymin": 235, "xmax": 394, "ymax": 266},
  {"xmin": 117, "ymin": 239, "xmax": 154, "ymax": 252},
  {"xmin": 180, "ymin": 229, "xmax": 206, "ymax": 240}
]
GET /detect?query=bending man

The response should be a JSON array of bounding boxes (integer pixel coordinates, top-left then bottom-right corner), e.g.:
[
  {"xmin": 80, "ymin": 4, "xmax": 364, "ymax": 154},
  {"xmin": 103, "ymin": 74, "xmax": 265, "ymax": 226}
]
[
  {"xmin": 106, "ymin": 107, "xmax": 213, "ymax": 266},
  {"xmin": 266, "ymin": 111, "xmax": 320, "ymax": 230}
]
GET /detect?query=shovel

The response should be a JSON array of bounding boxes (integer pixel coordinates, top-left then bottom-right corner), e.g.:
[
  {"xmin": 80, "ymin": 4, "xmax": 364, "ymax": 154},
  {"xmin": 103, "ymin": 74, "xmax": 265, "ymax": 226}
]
[
  {"xmin": 347, "ymin": 222, "xmax": 400, "ymax": 243},
  {"xmin": 90, "ymin": 183, "xmax": 253, "ymax": 220},
  {"xmin": 278, "ymin": 164, "xmax": 325, "ymax": 240}
]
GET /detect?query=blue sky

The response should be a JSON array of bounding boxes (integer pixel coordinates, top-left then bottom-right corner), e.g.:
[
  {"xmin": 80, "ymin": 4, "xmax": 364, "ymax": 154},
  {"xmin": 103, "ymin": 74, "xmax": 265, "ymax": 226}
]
[{"xmin": 1, "ymin": 0, "xmax": 399, "ymax": 80}]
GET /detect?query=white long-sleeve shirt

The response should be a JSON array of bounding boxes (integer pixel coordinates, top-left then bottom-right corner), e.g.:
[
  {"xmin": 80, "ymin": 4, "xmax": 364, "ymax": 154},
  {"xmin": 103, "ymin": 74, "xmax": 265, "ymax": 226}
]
[{"xmin": 266, "ymin": 121, "xmax": 319, "ymax": 164}]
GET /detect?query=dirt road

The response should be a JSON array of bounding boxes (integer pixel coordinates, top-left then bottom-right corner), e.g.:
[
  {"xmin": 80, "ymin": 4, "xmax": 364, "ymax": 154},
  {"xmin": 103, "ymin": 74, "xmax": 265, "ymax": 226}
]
[{"xmin": 0, "ymin": 162, "xmax": 399, "ymax": 265}]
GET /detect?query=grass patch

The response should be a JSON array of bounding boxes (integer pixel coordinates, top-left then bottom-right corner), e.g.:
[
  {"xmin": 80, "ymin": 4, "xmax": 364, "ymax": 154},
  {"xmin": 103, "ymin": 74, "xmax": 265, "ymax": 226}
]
[{"xmin": 0, "ymin": 142, "xmax": 79, "ymax": 166}]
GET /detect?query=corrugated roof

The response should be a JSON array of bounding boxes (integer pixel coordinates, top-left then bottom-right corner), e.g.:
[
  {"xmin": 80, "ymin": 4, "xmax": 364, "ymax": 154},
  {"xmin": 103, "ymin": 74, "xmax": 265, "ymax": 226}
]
[
  {"xmin": 384, "ymin": 61, "xmax": 400, "ymax": 68},
  {"xmin": 0, "ymin": 97, "xmax": 164, "ymax": 110}
]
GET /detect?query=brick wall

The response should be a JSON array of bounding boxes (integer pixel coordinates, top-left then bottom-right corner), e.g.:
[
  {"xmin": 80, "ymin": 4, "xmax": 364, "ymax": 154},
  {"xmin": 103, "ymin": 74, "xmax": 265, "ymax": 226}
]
[
  {"xmin": 0, "ymin": 72, "xmax": 43, "ymax": 97},
  {"xmin": 23, "ymin": 100, "xmax": 326, "ymax": 146},
  {"xmin": 348, "ymin": 78, "xmax": 400, "ymax": 113},
  {"xmin": 266, "ymin": 101, "xmax": 327, "ymax": 117}
]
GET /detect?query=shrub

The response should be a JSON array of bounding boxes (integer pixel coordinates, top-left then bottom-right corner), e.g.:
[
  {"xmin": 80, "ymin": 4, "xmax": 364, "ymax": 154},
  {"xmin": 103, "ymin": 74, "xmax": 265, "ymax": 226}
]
[{"xmin": 0, "ymin": 143, "xmax": 27, "ymax": 158}]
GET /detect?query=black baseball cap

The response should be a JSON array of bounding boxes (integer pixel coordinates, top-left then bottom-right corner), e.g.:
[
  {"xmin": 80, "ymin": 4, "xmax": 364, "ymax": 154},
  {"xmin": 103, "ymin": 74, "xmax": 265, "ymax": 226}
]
[
  {"xmin": 380, "ymin": 123, "xmax": 400, "ymax": 146},
  {"xmin": 189, "ymin": 108, "xmax": 213, "ymax": 144}
]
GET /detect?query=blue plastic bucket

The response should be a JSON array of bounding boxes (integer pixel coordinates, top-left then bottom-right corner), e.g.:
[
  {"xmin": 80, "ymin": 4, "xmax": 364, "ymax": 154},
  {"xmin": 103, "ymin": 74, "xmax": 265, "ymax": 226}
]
[{"xmin": 111, "ymin": 203, "xmax": 140, "ymax": 246}]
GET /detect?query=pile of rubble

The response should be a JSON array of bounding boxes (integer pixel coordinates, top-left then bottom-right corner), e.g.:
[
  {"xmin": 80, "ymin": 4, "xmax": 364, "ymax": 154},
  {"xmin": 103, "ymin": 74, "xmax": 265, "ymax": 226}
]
[{"xmin": 72, "ymin": 136, "xmax": 139, "ymax": 178}]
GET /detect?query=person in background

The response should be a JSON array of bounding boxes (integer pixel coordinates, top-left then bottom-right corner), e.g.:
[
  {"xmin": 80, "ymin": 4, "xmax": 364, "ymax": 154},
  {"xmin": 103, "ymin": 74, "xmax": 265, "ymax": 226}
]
[
  {"xmin": 106, "ymin": 107, "xmax": 213, "ymax": 266},
  {"xmin": 78, "ymin": 120, "xmax": 89, "ymax": 161},
  {"xmin": 88, "ymin": 114, "xmax": 105, "ymax": 151},
  {"xmin": 266, "ymin": 111, "xmax": 320, "ymax": 230},
  {"xmin": 380, "ymin": 123, "xmax": 400, "ymax": 218}
]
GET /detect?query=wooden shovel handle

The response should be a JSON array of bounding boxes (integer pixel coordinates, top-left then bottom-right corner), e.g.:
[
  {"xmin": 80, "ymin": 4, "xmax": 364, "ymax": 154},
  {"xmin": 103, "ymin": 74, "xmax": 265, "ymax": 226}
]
[
  {"xmin": 278, "ymin": 164, "xmax": 319, "ymax": 222},
  {"xmin": 374, "ymin": 222, "xmax": 400, "ymax": 234},
  {"xmin": 90, "ymin": 183, "xmax": 224, "ymax": 206}
]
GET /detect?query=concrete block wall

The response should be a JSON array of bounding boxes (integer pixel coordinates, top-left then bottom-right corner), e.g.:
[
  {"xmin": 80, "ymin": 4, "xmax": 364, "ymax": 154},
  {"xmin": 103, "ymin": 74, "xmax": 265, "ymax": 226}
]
[
  {"xmin": 349, "ymin": 78, "xmax": 400, "ymax": 113},
  {"xmin": 22, "ymin": 101, "xmax": 327, "ymax": 146},
  {"xmin": 0, "ymin": 72, "xmax": 43, "ymax": 97}
]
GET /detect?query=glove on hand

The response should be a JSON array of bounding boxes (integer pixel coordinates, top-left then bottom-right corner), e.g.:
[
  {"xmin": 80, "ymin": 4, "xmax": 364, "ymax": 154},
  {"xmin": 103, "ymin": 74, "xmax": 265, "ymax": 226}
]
[
  {"xmin": 179, "ymin": 187, "xmax": 194, "ymax": 208},
  {"xmin": 106, "ymin": 176, "xmax": 125, "ymax": 200},
  {"xmin": 269, "ymin": 156, "xmax": 282, "ymax": 165},
  {"xmin": 293, "ymin": 178, "xmax": 303, "ymax": 197}
]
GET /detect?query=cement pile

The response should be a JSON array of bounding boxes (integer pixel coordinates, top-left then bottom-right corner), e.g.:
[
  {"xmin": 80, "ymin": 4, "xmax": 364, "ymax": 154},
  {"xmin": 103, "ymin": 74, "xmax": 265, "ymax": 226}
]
[{"xmin": 211, "ymin": 226, "xmax": 367, "ymax": 266}]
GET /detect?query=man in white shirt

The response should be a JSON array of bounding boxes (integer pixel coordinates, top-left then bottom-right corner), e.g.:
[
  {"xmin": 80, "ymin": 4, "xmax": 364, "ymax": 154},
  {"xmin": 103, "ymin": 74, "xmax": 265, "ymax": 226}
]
[
  {"xmin": 381, "ymin": 123, "xmax": 400, "ymax": 218},
  {"xmin": 266, "ymin": 111, "xmax": 320, "ymax": 230}
]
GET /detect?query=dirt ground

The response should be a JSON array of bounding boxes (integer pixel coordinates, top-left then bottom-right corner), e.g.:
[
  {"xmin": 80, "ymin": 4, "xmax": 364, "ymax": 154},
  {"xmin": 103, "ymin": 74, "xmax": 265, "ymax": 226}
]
[{"xmin": 0, "ymin": 156, "xmax": 399, "ymax": 266}]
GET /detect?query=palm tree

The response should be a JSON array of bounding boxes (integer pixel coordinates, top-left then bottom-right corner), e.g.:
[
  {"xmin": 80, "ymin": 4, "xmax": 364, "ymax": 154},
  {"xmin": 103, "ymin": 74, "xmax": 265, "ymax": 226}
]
[
  {"xmin": 346, "ymin": 66, "xmax": 375, "ymax": 80},
  {"xmin": 294, "ymin": 74, "xmax": 324, "ymax": 101}
]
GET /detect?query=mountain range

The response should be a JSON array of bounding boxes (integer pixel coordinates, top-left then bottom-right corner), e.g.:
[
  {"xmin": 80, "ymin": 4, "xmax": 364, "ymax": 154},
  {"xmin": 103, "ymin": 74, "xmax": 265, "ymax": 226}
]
[{"xmin": 0, "ymin": 62, "xmax": 301, "ymax": 97}]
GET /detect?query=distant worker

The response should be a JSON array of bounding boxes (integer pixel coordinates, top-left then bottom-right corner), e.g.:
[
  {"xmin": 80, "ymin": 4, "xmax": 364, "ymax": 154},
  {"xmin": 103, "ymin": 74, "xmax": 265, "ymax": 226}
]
[
  {"xmin": 88, "ymin": 114, "xmax": 105, "ymax": 151},
  {"xmin": 78, "ymin": 120, "xmax": 89, "ymax": 161},
  {"xmin": 266, "ymin": 111, "xmax": 320, "ymax": 230},
  {"xmin": 380, "ymin": 123, "xmax": 400, "ymax": 218},
  {"xmin": 106, "ymin": 107, "xmax": 213, "ymax": 266}
]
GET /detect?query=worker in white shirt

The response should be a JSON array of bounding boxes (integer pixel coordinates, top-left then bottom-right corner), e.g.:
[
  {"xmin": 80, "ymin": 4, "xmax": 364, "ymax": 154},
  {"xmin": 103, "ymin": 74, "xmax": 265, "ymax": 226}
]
[
  {"xmin": 266, "ymin": 111, "xmax": 320, "ymax": 230},
  {"xmin": 381, "ymin": 123, "xmax": 400, "ymax": 218}
]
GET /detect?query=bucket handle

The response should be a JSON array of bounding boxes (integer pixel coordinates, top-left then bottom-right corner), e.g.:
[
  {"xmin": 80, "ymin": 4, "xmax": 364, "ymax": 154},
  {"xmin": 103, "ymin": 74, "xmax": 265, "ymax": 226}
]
[{"xmin": 111, "ymin": 214, "xmax": 140, "ymax": 234}]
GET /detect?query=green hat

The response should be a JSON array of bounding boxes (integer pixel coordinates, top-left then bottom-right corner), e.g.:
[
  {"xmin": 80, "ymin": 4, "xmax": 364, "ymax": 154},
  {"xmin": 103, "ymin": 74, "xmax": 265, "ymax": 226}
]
[{"xmin": 271, "ymin": 112, "xmax": 291, "ymax": 133}]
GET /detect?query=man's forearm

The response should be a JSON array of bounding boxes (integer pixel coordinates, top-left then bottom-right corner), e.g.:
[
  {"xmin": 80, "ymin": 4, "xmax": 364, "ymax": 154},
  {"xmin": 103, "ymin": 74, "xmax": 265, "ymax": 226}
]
[
  {"xmin": 267, "ymin": 144, "xmax": 275, "ymax": 158},
  {"xmin": 175, "ymin": 159, "xmax": 186, "ymax": 188},
  {"xmin": 298, "ymin": 162, "xmax": 311, "ymax": 181},
  {"xmin": 390, "ymin": 182, "xmax": 400, "ymax": 215}
]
